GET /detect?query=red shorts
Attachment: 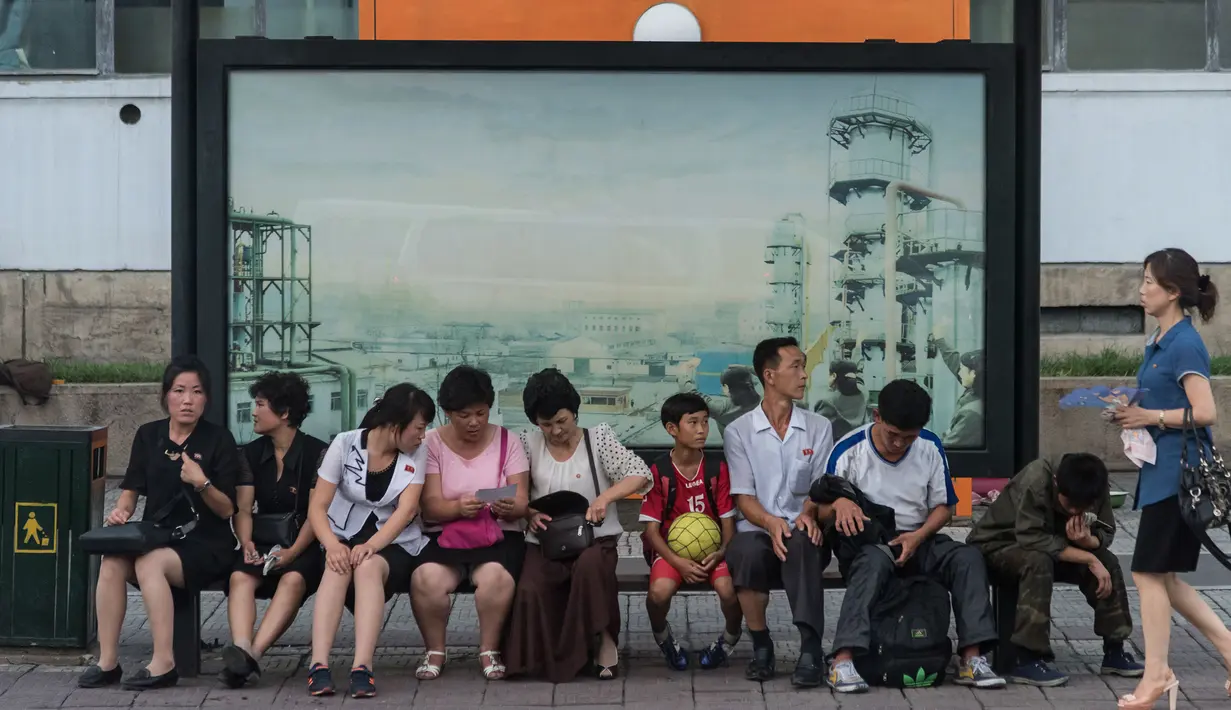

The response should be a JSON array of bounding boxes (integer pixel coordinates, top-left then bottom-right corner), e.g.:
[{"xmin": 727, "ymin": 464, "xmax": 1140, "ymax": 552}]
[{"xmin": 649, "ymin": 557, "xmax": 731, "ymax": 586}]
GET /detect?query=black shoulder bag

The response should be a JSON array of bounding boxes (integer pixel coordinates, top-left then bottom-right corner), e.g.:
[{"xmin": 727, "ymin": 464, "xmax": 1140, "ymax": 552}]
[
  {"xmin": 80, "ymin": 488, "xmax": 200, "ymax": 555},
  {"xmin": 538, "ymin": 429, "xmax": 602, "ymax": 561},
  {"xmin": 250, "ymin": 454, "xmax": 306, "ymax": 548},
  {"xmin": 1177, "ymin": 407, "xmax": 1231, "ymax": 569}
]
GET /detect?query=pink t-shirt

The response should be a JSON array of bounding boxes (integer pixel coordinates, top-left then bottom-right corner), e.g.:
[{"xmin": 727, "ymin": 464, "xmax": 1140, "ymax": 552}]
[{"xmin": 425, "ymin": 425, "xmax": 528, "ymax": 532}]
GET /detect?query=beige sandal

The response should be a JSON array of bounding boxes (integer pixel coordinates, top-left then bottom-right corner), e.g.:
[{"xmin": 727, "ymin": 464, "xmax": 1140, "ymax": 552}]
[
  {"xmin": 479, "ymin": 650, "xmax": 506, "ymax": 680},
  {"xmin": 416, "ymin": 650, "xmax": 446, "ymax": 680}
]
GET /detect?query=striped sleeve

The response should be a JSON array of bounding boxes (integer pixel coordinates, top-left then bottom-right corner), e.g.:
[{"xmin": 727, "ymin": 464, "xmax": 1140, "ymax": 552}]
[
  {"xmin": 918, "ymin": 429, "xmax": 958, "ymax": 506},
  {"xmin": 824, "ymin": 428, "xmax": 867, "ymax": 478}
]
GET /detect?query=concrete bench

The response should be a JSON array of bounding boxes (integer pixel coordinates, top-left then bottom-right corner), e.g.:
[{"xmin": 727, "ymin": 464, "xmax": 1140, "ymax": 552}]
[{"xmin": 171, "ymin": 558, "xmax": 1030, "ymax": 678}]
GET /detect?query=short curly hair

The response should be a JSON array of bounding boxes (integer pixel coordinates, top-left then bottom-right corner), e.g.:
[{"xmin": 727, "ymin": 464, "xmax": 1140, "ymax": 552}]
[
  {"xmin": 437, "ymin": 365, "xmax": 495, "ymax": 412},
  {"xmin": 248, "ymin": 371, "xmax": 312, "ymax": 428},
  {"xmin": 522, "ymin": 368, "xmax": 581, "ymax": 422}
]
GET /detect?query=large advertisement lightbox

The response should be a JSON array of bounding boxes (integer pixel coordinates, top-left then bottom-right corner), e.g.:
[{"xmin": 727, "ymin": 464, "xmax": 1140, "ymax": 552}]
[{"xmin": 194, "ymin": 41, "xmax": 1020, "ymax": 475}]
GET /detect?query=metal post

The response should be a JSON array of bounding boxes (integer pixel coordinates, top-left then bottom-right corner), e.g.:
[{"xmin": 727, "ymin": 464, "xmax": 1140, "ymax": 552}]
[
  {"xmin": 171, "ymin": 0, "xmax": 200, "ymax": 358},
  {"xmin": 1015, "ymin": 0, "xmax": 1043, "ymax": 468}
]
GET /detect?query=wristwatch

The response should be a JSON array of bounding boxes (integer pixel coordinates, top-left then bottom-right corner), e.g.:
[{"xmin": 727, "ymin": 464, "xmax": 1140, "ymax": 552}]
[{"xmin": 195, "ymin": 479, "xmax": 213, "ymax": 493}]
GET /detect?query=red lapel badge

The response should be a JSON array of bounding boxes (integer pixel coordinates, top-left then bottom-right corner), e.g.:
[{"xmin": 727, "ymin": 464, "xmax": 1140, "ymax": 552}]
[
  {"xmin": 802, "ymin": 448, "xmax": 814, "ymax": 456},
  {"xmin": 405, "ymin": 464, "xmax": 414, "ymax": 473}
]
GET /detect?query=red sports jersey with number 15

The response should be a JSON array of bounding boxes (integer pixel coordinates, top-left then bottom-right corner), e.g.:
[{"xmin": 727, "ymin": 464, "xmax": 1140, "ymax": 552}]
[{"xmin": 638, "ymin": 457, "xmax": 737, "ymax": 533}]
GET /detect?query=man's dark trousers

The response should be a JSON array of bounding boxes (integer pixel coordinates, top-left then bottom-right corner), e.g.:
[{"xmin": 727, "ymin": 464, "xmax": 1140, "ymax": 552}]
[
  {"xmin": 831, "ymin": 533, "xmax": 998, "ymax": 654},
  {"xmin": 981, "ymin": 544, "xmax": 1132, "ymax": 660}
]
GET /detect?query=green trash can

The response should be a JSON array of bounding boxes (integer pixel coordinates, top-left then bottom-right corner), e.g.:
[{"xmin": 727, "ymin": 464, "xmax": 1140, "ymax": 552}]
[{"xmin": 0, "ymin": 425, "xmax": 107, "ymax": 647}]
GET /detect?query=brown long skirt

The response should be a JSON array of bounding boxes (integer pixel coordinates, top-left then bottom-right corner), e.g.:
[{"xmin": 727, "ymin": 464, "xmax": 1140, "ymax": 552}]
[{"xmin": 503, "ymin": 536, "xmax": 621, "ymax": 683}]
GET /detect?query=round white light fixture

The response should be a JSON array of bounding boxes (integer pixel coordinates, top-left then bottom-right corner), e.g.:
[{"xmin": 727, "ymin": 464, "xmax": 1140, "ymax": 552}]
[{"xmin": 633, "ymin": 3, "xmax": 702, "ymax": 42}]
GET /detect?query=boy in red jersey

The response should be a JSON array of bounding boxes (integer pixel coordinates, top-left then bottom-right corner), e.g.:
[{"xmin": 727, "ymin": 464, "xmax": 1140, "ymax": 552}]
[{"xmin": 641, "ymin": 392, "xmax": 742, "ymax": 670}]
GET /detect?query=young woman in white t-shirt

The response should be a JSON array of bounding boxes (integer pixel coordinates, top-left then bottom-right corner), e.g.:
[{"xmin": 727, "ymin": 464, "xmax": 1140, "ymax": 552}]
[{"xmin": 304, "ymin": 384, "xmax": 435, "ymax": 699}]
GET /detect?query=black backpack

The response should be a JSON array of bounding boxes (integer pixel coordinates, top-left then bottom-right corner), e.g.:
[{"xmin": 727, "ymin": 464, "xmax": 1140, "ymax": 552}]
[
  {"xmin": 854, "ymin": 574, "xmax": 954, "ymax": 688},
  {"xmin": 640, "ymin": 453, "xmax": 722, "ymax": 564}
]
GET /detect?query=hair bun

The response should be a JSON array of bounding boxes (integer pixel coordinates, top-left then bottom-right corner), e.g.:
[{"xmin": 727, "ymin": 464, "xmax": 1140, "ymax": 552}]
[{"xmin": 1199, "ymin": 274, "xmax": 1212, "ymax": 292}]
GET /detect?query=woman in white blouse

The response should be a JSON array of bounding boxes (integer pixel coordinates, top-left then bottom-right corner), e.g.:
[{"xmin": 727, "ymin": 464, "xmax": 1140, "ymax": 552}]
[
  {"xmin": 304, "ymin": 384, "xmax": 435, "ymax": 699},
  {"xmin": 503, "ymin": 368, "xmax": 653, "ymax": 683}
]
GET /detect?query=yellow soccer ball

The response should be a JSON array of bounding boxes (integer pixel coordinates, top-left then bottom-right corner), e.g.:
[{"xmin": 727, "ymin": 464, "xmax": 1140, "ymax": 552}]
[{"xmin": 666, "ymin": 512, "xmax": 722, "ymax": 562}]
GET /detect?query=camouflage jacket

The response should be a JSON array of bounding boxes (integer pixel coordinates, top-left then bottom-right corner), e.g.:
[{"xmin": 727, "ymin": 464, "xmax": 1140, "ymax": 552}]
[{"xmin": 967, "ymin": 457, "xmax": 1115, "ymax": 557}]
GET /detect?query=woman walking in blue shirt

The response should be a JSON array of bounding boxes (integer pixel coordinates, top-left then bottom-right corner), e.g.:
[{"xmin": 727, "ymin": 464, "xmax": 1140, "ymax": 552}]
[{"xmin": 1112, "ymin": 248, "xmax": 1230, "ymax": 709}]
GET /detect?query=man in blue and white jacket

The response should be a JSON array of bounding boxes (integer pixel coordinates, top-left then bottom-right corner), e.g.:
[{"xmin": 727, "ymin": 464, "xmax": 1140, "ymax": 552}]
[{"xmin": 819, "ymin": 379, "xmax": 1005, "ymax": 694}]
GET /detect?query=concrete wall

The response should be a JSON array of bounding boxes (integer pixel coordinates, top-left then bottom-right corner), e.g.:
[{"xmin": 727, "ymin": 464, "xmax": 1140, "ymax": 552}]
[
  {"xmin": 4, "ymin": 378, "xmax": 1228, "ymax": 476},
  {"xmin": 1040, "ymin": 264, "xmax": 1231, "ymax": 356},
  {"xmin": 0, "ymin": 384, "xmax": 164, "ymax": 476},
  {"xmin": 0, "ymin": 271, "xmax": 170, "ymax": 363},
  {"xmin": 1040, "ymin": 377, "xmax": 1231, "ymax": 470}
]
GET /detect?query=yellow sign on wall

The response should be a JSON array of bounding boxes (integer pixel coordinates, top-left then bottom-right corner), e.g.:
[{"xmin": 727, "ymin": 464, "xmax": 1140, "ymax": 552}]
[{"xmin": 14, "ymin": 502, "xmax": 57, "ymax": 554}]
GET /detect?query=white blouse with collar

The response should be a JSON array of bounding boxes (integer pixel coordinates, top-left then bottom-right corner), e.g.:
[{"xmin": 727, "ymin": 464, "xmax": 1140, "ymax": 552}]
[{"xmin": 519, "ymin": 422, "xmax": 652, "ymax": 542}]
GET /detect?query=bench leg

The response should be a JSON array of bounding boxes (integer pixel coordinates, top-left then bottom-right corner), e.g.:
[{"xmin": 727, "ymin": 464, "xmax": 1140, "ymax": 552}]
[
  {"xmin": 172, "ymin": 588, "xmax": 202, "ymax": 678},
  {"xmin": 991, "ymin": 582, "xmax": 1019, "ymax": 674}
]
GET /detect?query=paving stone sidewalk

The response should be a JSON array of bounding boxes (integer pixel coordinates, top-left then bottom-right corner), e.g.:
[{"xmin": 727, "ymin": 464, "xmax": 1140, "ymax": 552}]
[{"xmin": 4, "ymin": 587, "xmax": 1231, "ymax": 709}]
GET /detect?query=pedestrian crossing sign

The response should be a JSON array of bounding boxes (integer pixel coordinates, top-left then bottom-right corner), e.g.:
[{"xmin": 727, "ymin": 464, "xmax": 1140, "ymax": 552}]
[{"xmin": 14, "ymin": 502, "xmax": 57, "ymax": 554}]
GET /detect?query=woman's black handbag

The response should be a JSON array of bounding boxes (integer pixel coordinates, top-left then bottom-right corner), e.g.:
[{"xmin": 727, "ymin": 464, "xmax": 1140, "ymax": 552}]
[
  {"xmin": 536, "ymin": 430, "xmax": 600, "ymax": 562},
  {"xmin": 251, "ymin": 512, "xmax": 299, "ymax": 548},
  {"xmin": 248, "ymin": 451, "xmax": 308, "ymax": 548},
  {"xmin": 1178, "ymin": 407, "xmax": 1231, "ymax": 531},
  {"xmin": 80, "ymin": 488, "xmax": 199, "ymax": 555},
  {"xmin": 1178, "ymin": 407, "xmax": 1231, "ymax": 570}
]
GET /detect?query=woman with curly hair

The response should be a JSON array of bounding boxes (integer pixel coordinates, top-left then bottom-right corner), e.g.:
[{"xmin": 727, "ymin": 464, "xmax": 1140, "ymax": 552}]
[
  {"xmin": 221, "ymin": 371, "xmax": 328, "ymax": 688},
  {"xmin": 503, "ymin": 368, "xmax": 653, "ymax": 683}
]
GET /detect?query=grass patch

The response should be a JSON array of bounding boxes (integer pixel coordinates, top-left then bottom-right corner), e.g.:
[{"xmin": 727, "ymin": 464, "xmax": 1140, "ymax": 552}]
[
  {"xmin": 1041, "ymin": 348, "xmax": 1231, "ymax": 377},
  {"xmin": 48, "ymin": 360, "xmax": 164, "ymax": 384}
]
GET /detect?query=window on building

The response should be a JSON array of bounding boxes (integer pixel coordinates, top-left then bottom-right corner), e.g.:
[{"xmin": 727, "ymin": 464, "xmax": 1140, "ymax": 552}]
[
  {"xmin": 330, "ymin": 391, "xmax": 342, "ymax": 411},
  {"xmin": 236, "ymin": 401, "xmax": 251, "ymax": 424},
  {"xmin": 1066, "ymin": 0, "xmax": 1207, "ymax": 70},
  {"xmin": 357, "ymin": 388, "xmax": 368, "ymax": 408},
  {"xmin": 1221, "ymin": 0, "xmax": 1231, "ymax": 67},
  {"xmin": 307, "ymin": 393, "xmax": 315, "ymax": 411},
  {"xmin": 114, "ymin": 0, "xmax": 357, "ymax": 74},
  {"xmin": 0, "ymin": 0, "xmax": 97, "ymax": 73}
]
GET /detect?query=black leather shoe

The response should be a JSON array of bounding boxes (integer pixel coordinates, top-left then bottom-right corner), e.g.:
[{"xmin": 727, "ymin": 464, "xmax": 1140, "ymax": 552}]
[
  {"xmin": 221, "ymin": 644, "xmax": 261, "ymax": 686},
  {"xmin": 791, "ymin": 652, "xmax": 824, "ymax": 688},
  {"xmin": 745, "ymin": 645, "xmax": 776, "ymax": 681},
  {"xmin": 120, "ymin": 667, "xmax": 180, "ymax": 691},
  {"xmin": 78, "ymin": 664, "xmax": 122, "ymax": 688}
]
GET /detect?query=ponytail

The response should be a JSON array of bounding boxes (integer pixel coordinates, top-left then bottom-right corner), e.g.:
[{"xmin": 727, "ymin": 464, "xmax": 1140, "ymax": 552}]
[{"xmin": 1197, "ymin": 274, "xmax": 1219, "ymax": 324}]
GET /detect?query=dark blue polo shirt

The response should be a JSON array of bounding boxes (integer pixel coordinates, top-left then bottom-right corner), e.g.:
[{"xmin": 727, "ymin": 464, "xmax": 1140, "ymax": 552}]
[{"xmin": 1135, "ymin": 316, "xmax": 1212, "ymax": 508}]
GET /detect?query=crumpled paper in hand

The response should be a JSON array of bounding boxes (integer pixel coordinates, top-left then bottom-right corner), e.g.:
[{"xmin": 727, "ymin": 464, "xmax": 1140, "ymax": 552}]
[{"xmin": 1122, "ymin": 428, "xmax": 1156, "ymax": 467}]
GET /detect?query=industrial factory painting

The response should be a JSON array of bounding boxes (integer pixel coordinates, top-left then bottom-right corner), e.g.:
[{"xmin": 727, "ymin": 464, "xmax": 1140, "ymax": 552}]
[{"xmin": 224, "ymin": 70, "xmax": 987, "ymax": 449}]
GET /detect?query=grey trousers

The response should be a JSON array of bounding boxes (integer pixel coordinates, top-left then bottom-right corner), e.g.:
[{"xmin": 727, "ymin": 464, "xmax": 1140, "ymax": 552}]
[
  {"xmin": 727, "ymin": 530, "xmax": 831, "ymax": 640},
  {"xmin": 832, "ymin": 534, "xmax": 998, "ymax": 655}
]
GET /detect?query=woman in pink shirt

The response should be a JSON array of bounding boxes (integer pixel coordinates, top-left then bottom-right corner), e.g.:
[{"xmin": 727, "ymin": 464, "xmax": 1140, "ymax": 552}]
[{"xmin": 412, "ymin": 366, "xmax": 529, "ymax": 682}]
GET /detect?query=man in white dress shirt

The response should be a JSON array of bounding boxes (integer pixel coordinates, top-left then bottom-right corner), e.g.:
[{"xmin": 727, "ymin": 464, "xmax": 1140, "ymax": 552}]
[{"xmin": 723, "ymin": 337, "xmax": 834, "ymax": 688}]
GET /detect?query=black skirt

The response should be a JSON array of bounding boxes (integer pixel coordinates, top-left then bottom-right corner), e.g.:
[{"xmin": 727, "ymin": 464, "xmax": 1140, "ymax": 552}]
[
  {"xmin": 417, "ymin": 530, "xmax": 526, "ymax": 581},
  {"xmin": 170, "ymin": 527, "xmax": 238, "ymax": 592},
  {"xmin": 341, "ymin": 517, "xmax": 419, "ymax": 608},
  {"xmin": 1131, "ymin": 496, "xmax": 1202, "ymax": 573},
  {"xmin": 230, "ymin": 543, "xmax": 326, "ymax": 600}
]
